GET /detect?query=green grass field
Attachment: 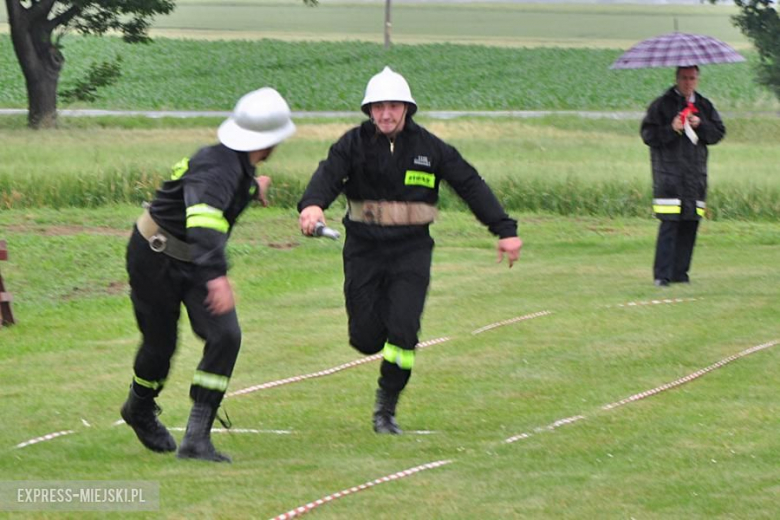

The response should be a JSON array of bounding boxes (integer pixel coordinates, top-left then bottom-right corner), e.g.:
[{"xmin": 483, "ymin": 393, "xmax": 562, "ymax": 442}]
[
  {"xmin": 0, "ymin": 3, "xmax": 779, "ymax": 518},
  {"xmin": 0, "ymin": 207, "xmax": 778, "ymax": 518}
]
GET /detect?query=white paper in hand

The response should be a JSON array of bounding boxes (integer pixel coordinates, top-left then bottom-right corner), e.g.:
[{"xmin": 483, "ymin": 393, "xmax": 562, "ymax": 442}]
[{"xmin": 684, "ymin": 119, "xmax": 699, "ymax": 145}]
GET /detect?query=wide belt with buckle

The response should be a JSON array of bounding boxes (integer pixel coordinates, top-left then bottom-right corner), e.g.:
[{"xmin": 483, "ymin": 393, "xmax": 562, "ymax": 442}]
[
  {"xmin": 136, "ymin": 209, "xmax": 191, "ymax": 262},
  {"xmin": 348, "ymin": 200, "xmax": 437, "ymax": 226}
]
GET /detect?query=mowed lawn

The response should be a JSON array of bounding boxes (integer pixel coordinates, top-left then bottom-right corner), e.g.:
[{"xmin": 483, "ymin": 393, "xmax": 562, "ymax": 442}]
[
  {"xmin": 0, "ymin": 206, "xmax": 777, "ymax": 518},
  {"xmin": 0, "ymin": 2, "xmax": 778, "ymax": 517}
]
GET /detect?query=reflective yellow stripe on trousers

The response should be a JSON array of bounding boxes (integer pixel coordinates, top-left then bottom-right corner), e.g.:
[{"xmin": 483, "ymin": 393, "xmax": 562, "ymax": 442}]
[
  {"xmin": 652, "ymin": 198, "xmax": 681, "ymax": 214},
  {"xmin": 192, "ymin": 370, "xmax": 230, "ymax": 392},
  {"xmin": 382, "ymin": 342, "xmax": 415, "ymax": 370},
  {"xmin": 133, "ymin": 374, "xmax": 164, "ymax": 391}
]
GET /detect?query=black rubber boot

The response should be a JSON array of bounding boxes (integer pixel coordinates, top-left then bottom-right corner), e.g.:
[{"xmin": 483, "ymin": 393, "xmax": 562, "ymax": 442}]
[
  {"xmin": 373, "ymin": 388, "xmax": 403, "ymax": 435},
  {"xmin": 120, "ymin": 387, "xmax": 176, "ymax": 453},
  {"xmin": 177, "ymin": 402, "xmax": 231, "ymax": 463}
]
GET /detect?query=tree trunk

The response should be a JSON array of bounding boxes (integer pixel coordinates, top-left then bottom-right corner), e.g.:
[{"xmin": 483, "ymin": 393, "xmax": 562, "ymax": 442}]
[{"xmin": 6, "ymin": 1, "xmax": 64, "ymax": 129}]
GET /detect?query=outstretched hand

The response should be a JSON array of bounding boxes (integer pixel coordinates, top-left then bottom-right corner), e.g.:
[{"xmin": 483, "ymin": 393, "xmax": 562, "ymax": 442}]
[
  {"xmin": 496, "ymin": 237, "xmax": 523, "ymax": 268},
  {"xmin": 205, "ymin": 276, "xmax": 235, "ymax": 315}
]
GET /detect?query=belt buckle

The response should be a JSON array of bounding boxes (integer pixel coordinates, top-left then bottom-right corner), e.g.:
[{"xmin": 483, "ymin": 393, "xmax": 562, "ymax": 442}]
[
  {"xmin": 363, "ymin": 202, "xmax": 379, "ymax": 225},
  {"xmin": 149, "ymin": 234, "xmax": 167, "ymax": 253}
]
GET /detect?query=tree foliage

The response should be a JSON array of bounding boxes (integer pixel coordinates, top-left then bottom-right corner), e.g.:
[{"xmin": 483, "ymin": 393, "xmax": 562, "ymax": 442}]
[
  {"xmin": 60, "ymin": 55, "xmax": 122, "ymax": 103},
  {"xmin": 5, "ymin": 0, "xmax": 175, "ymax": 128},
  {"xmin": 720, "ymin": 0, "xmax": 780, "ymax": 101}
]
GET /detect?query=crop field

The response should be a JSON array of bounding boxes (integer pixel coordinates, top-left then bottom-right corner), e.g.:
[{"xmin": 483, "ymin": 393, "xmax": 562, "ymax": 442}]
[
  {"xmin": 1, "ymin": 2, "xmax": 777, "ymax": 112},
  {"xmin": 1, "ymin": 38, "xmax": 776, "ymax": 113},
  {"xmin": 0, "ymin": 2, "xmax": 778, "ymax": 518}
]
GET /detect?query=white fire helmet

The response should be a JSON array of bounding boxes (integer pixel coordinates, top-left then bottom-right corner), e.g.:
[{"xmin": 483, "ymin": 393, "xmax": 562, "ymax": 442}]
[
  {"xmin": 360, "ymin": 66, "xmax": 417, "ymax": 116},
  {"xmin": 218, "ymin": 87, "xmax": 296, "ymax": 152}
]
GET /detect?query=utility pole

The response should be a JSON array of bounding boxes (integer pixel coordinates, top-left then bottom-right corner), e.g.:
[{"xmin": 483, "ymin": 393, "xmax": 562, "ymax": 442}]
[{"xmin": 384, "ymin": 0, "xmax": 392, "ymax": 50}]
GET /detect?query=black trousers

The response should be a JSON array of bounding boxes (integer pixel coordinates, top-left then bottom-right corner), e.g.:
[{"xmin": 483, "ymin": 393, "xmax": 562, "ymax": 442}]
[
  {"xmin": 343, "ymin": 233, "xmax": 433, "ymax": 393},
  {"xmin": 653, "ymin": 219, "xmax": 699, "ymax": 283},
  {"xmin": 126, "ymin": 228, "xmax": 242, "ymax": 406}
]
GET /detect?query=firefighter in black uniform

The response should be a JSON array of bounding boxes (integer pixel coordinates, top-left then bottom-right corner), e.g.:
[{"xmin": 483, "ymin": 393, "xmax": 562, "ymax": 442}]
[
  {"xmin": 121, "ymin": 87, "xmax": 296, "ymax": 462},
  {"xmin": 641, "ymin": 66, "xmax": 725, "ymax": 286},
  {"xmin": 298, "ymin": 67, "xmax": 523, "ymax": 434}
]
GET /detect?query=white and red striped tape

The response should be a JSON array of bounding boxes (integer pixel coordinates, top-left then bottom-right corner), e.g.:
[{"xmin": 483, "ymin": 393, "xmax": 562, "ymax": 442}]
[
  {"xmin": 15, "ymin": 430, "xmax": 75, "ymax": 449},
  {"xmin": 601, "ymin": 340, "xmax": 778, "ymax": 410},
  {"xmin": 271, "ymin": 459, "xmax": 452, "ymax": 520},
  {"xmin": 230, "ymin": 310, "xmax": 550, "ymax": 398},
  {"xmin": 227, "ymin": 336, "xmax": 452, "ymax": 398},
  {"xmin": 609, "ymin": 297, "xmax": 700, "ymax": 308},
  {"xmin": 471, "ymin": 310, "xmax": 552, "ymax": 335},
  {"xmin": 505, "ymin": 415, "xmax": 586, "ymax": 444},
  {"xmin": 504, "ymin": 339, "xmax": 779, "ymax": 444}
]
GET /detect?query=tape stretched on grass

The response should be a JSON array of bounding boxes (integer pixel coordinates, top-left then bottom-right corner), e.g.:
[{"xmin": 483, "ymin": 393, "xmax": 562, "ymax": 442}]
[
  {"xmin": 227, "ymin": 336, "xmax": 452, "ymax": 398},
  {"xmin": 471, "ymin": 310, "xmax": 552, "ymax": 335},
  {"xmin": 230, "ymin": 310, "xmax": 550, "ymax": 398},
  {"xmin": 608, "ymin": 297, "xmax": 701, "ymax": 308},
  {"xmin": 504, "ymin": 339, "xmax": 778, "ymax": 444},
  {"xmin": 168, "ymin": 427, "xmax": 293, "ymax": 435},
  {"xmin": 13, "ymin": 310, "xmax": 548, "ymax": 449},
  {"xmin": 601, "ymin": 339, "xmax": 779, "ymax": 410},
  {"xmin": 15, "ymin": 430, "xmax": 76, "ymax": 449},
  {"xmin": 271, "ymin": 459, "xmax": 452, "ymax": 520}
]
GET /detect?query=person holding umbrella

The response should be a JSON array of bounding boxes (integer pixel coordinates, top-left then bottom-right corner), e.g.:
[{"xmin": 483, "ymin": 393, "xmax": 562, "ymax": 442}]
[
  {"xmin": 610, "ymin": 31, "xmax": 740, "ymax": 287},
  {"xmin": 298, "ymin": 66, "xmax": 523, "ymax": 434},
  {"xmin": 640, "ymin": 65, "xmax": 726, "ymax": 286}
]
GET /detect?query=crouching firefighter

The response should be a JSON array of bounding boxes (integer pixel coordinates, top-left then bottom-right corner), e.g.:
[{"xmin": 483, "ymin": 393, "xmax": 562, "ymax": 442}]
[
  {"xmin": 298, "ymin": 67, "xmax": 523, "ymax": 434},
  {"xmin": 121, "ymin": 87, "xmax": 296, "ymax": 461}
]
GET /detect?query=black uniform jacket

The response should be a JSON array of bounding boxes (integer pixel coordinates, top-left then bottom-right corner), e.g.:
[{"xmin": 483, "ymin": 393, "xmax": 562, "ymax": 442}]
[
  {"xmin": 149, "ymin": 144, "xmax": 259, "ymax": 283},
  {"xmin": 298, "ymin": 118, "xmax": 518, "ymax": 241},
  {"xmin": 641, "ymin": 87, "xmax": 725, "ymax": 220}
]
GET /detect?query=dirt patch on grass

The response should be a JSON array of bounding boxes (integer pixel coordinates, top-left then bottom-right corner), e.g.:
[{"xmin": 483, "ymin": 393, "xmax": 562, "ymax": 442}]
[{"xmin": 6, "ymin": 224, "xmax": 130, "ymax": 238}]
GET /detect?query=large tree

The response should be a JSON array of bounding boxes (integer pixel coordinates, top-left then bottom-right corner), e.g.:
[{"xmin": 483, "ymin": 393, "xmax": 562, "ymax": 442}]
[
  {"xmin": 717, "ymin": 0, "xmax": 780, "ymax": 101},
  {"xmin": 5, "ymin": 0, "xmax": 175, "ymax": 129}
]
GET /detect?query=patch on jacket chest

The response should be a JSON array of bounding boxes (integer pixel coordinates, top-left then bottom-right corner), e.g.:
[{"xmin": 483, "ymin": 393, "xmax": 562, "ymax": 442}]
[{"xmin": 413, "ymin": 155, "xmax": 431, "ymax": 167}]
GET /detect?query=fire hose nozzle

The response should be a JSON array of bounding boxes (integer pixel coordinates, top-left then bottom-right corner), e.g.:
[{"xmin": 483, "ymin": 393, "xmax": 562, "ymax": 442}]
[{"xmin": 313, "ymin": 221, "xmax": 340, "ymax": 240}]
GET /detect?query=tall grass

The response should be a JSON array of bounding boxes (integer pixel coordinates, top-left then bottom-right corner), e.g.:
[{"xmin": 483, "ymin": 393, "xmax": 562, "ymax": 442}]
[{"xmin": 1, "ymin": 116, "xmax": 778, "ymax": 220}]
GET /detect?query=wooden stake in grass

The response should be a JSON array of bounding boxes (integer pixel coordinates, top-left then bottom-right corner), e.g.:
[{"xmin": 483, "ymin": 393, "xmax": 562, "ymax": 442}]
[{"xmin": 0, "ymin": 239, "xmax": 15, "ymax": 327}]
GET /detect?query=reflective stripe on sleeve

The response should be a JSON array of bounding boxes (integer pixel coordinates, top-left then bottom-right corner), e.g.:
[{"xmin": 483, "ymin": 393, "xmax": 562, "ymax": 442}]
[
  {"xmin": 192, "ymin": 370, "xmax": 230, "ymax": 392},
  {"xmin": 170, "ymin": 158, "xmax": 190, "ymax": 180},
  {"xmin": 382, "ymin": 342, "xmax": 415, "ymax": 370},
  {"xmin": 186, "ymin": 204, "xmax": 229, "ymax": 233}
]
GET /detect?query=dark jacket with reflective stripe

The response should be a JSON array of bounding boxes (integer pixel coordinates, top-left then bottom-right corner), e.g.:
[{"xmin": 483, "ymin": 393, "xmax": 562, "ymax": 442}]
[
  {"xmin": 149, "ymin": 144, "xmax": 259, "ymax": 282},
  {"xmin": 641, "ymin": 87, "xmax": 725, "ymax": 220},
  {"xmin": 297, "ymin": 118, "xmax": 518, "ymax": 241}
]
